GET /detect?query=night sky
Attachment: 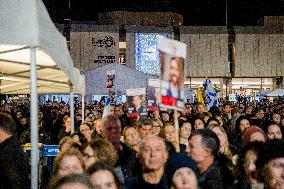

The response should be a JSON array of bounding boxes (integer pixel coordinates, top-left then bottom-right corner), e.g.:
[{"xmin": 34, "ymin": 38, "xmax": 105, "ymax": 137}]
[{"xmin": 43, "ymin": 0, "xmax": 284, "ymax": 25}]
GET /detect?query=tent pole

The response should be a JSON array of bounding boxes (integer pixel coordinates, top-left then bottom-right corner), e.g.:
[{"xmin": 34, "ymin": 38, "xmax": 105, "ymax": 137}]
[
  {"xmin": 30, "ymin": 47, "xmax": 39, "ymax": 189},
  {"xmin": 70, "ymin": 86, "xmax": 75, "ymax": 134},
  {"xmin": 82, "ymin": 93, "xmax": 85, "ymax": 122}
]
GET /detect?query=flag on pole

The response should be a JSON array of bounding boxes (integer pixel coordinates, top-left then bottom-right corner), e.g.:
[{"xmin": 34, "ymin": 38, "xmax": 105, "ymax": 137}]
[
  {"xmin": 197, "ymin": 86, "xmax": 205, "ymax": 105},
  {"xmin": 204, "ymin": 79, "xmax": 218, "ymax": 111},
  {"xmin": 102, "ymin": 97, "xmax": 111, "ymax": 118}
]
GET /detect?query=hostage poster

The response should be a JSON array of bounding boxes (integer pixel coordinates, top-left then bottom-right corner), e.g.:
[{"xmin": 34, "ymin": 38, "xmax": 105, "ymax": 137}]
[
  {"xmin": 126, "ymin": 88, "xmax": 148, "ymax": 117},
  {"xmin": 157, "ymin": 36, "xmax": 186, "ymax": 110}
]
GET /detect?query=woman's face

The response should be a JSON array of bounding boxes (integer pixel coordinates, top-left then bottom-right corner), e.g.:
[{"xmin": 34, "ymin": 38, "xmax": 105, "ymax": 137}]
[
  {"xmin": 211, "ymin": 126, "xmax": 226, "ymax": 154},
  {"xmin": 58, "ymin": 155, "xmax": 84, "ymax": 177},
  {"xmin": 197, "ymin": 104, "xmax": 206, "ymax": 114},
  {"xmin": 239, "ymin": 119, "xmax": 250, "ymax": 133},
  {"xmin": 194, "ymin": 119, "xmax": 204, "ymax": 130},
  {"xmin": 83, "ymin": 145, "xmax": 97, "ymax": 169},
  {"xmin": 152, "ymin": 121, "xmax": 161, "ymax": 136},
  {"xmin": 124, "ymin": 127, "xmax": 141, "ymax": 146},
  {"xmin": 272, "ymin": 113, "xmax": 281, "ymax": 124},
  {"xmin": 172, "ymin": 167, "xmax": 198, "ymax": 189},
  {"xmin": 244, "ymin": 150, "xmax": 258, "ymax": 184},
  {"xmin": 80, "ymin": 124, "xmax": 92, "ymax": 141},
  {"xmin": 164, "ymin": 125, "xmax": 176, "ymax": 143},
  {"xmin": 180, "ymin": 123, "xmax": 192, "ymax": 139},
  {"xmin": 91, "ymin": 170, "xmax": 118, "ymax": 189}
]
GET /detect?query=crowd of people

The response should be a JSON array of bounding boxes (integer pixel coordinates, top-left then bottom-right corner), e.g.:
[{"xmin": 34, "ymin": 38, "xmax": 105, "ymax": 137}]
[{"xmin": 0, "ymin": 98, "xmax": 284, "ymax": 189}]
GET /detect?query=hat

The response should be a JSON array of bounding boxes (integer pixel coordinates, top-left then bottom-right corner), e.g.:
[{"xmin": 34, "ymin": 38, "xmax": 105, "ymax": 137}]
[
  {"xmin": 256, "ymin": 140, "xmax": 284, "ymax": 168},
  {"xmin": 166, "ymin": 152, "xmax": 200, "ymax": 180}
]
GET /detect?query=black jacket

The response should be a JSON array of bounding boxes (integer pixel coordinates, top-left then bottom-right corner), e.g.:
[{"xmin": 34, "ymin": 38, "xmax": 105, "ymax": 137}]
[
  {"xmin": 0, "ymin": 136, "xmax": 30, "ymax": 189},
  {"xmin": 125, "ymin": 175, "xmax": 169, "ymax": 189},
  {"xmin": 199, "ymin": 161, "xmax": 225, "ymax": 189}
]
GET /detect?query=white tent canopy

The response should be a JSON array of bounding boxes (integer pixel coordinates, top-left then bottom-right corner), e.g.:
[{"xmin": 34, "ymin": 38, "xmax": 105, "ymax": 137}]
[
  {"xmin": 85, "ymin": 63, "xmax": 158, "ymax": 95},
  {"xmin": 266, "ymin": 89, "xmax": 284, "ymax": 97},
  {"xmin": 0, "ymin": 1, "xmax": 85, "ymax": 188},
  {"xmin": 0, "ymin": 0, "xmax": 85, "ymax": 94}
]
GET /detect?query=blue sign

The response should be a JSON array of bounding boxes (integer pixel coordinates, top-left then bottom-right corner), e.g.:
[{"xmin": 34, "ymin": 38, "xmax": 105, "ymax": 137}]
[{"xmin": 41, "ymin": 145, "xmax": 59, "ymax": 157}]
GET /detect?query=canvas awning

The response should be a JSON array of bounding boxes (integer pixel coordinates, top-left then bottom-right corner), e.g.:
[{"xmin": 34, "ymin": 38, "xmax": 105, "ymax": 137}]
[
  {"xmin": 0, "ymin": 1, "xmax": 85, "ymax": 188},
  {"xmin": 266, "ymin": 89, "xmax": 284, "ymax": 97},
  {"xmin": 0, "ymin": 0, "xmax": 85, "ymax": 94},
  {"xmin": 84, "ymin": 63, "xmax": 157, "ymax": 95}
]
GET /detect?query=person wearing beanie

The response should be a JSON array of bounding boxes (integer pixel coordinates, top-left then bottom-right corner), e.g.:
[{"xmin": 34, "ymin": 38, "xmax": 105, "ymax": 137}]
[
  {"xmin": 256, "ymin": 140, "xmax": 284, "ymax": 189},
  {"xmin": 166, "ymin": 152, "xmax": 200, "ymax": 189},
  {"xmin": 241, "ymin": 126, "xmax": 266, "ymax": 148}
]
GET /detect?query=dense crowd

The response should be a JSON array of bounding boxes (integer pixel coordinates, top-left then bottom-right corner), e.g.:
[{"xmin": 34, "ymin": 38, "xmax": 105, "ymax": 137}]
[{"xmin": 0, "ymin": 98, "xmax": 284, "ymax": 189}]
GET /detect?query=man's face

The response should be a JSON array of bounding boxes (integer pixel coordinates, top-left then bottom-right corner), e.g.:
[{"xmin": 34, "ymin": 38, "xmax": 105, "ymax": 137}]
[
  {"xmin": 264, "ymin": 158, "xmax": 284, "ymax": 189},
  {"xmin": 132, "ymin": 96, "xmax": 142, "ymax": 108},
  {"xmin": 256, "ymin": 110, "xmax": 265, "ymax": 119},
  {"xmin": 139, "ymin": 124, "xmax": 153, "ymax": 138},
  {"xmin": 188, "ymin": 135, "xmax": 209, "ymax": 165},
  {"xmin": 170, "ymin": 59, "xmax": 179, "ymax": 85},
  {"xmin": 141, "ymin": 137, "xmax": 168, "ymax": 171},
  {"xmin": 267, "ymin": 124, "xmax": 283, "ymax": 140}
]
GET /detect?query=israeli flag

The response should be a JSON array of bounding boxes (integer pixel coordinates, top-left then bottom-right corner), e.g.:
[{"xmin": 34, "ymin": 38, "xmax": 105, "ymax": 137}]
[
  {"xmin": 102, "ymin": 97, "xmax": 111, "ymax": 118},
  {"xmin": 204, "ymin": 79, "xmax": 218, "ymax": 111}
]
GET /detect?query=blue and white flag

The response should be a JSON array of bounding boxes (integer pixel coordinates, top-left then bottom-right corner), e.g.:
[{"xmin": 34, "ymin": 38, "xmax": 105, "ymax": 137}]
[
  {"xmin": 203, "ymin": 79, "xmax": 218, "ymax": 111},
  {"xmin": 102, "ymin": 97, "xmax": 111, "ymax": 118}
]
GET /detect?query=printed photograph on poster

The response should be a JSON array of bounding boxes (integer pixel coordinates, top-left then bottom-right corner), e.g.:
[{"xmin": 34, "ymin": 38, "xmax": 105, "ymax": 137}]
[
  {"xmin": 147, "ymin": 79, "xmax": 161, "ymax": 111},
  {"xmin": 126, "ymin": 88, "xmax": 148, "ymax": 117},
  {"xmin": 106, "ymin": 70, "xmax": 115, "ymax": 88},
  {"xmin": 157, "ymin": 36, "xmax": 187, "ymax": 110}
]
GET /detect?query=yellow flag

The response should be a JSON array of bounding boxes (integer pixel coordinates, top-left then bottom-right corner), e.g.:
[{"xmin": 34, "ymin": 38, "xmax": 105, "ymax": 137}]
[
  {"xmin": 253, "ymin": 92, "xmax": 257, "ymax": 106},
  {"xmin": 197, "ymin": 86, "xmax": 205, "ymax": 104}
]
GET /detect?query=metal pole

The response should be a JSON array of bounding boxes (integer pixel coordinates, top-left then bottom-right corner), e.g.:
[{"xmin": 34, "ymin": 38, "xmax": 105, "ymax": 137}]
[
  {"xmin": 225, "ymin": 0, "xmax": 228, "ymax": 26},
  {"xmin": 30, "ymin": 47, "xmax": 38, "ymax": 189},
  {"xmin": 174, "ymin": 110, "xmax": 180, "ymax": 152},
  {"xmin": 82, "ymin": 93, "xmax": 85, "ymax": 122},
  {"xmin": 260, "ymin": 78, "xmax": 263, "ymax": 92},
  {"xmin": 70, "ymin": 87, "xmax": 75, "ymax": 134}
]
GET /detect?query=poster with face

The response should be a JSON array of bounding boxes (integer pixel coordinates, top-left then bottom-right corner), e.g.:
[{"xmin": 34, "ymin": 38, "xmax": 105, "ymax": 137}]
[
  {"xmin": 147, "ymin": 79, "xmax": 161, "ymax": 111},
  {"xmin": 157, "ymin": 36, "xmax": 186, "ymax": 110},
  {"xmin": 126, "ymin": 88, "xmax": 147, "ymax": 117},
  {"xmin": 106, "ymin": 70, "xmax": 115, "ymax": 89}
]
